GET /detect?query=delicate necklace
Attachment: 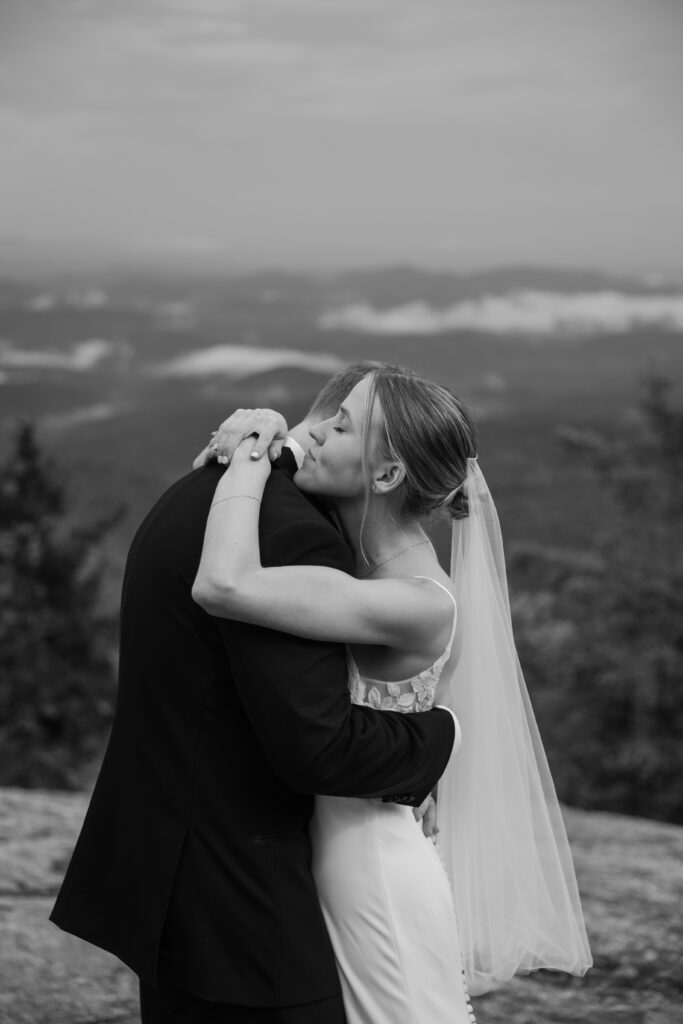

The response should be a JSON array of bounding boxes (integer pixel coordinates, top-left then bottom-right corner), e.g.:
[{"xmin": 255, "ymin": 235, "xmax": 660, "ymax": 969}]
[{"xmin": 359, "ymin": 539, "xmax": 431, "ymax": 578}]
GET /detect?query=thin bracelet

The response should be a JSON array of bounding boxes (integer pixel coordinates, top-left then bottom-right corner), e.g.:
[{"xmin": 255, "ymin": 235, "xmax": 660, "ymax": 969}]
[{"xmin": 210, "ymin": 494, "xmax": 262, "ymax": 509}]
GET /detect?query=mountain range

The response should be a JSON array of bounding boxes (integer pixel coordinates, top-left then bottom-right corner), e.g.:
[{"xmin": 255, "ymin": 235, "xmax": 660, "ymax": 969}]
[{"xmin": 1, "ymin": 263, "xmax": 682, "ymax": 607}]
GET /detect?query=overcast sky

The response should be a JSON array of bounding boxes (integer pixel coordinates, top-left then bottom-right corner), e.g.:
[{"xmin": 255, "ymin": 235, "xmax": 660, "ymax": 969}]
[{"xmin": 1, "ymin": 0, "xmax": 682, "ymax": 275}]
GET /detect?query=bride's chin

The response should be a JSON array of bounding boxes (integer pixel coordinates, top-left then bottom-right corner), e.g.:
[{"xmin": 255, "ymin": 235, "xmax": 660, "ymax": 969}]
[{"xmin": 293, "ymin": 470, "xmax": 320, "ymax": 494}]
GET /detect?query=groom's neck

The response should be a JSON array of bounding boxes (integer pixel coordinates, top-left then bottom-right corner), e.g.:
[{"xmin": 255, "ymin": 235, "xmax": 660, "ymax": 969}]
[{"xmin": 287, "ymin": 419, "xmax": 313, "ymax": 450}]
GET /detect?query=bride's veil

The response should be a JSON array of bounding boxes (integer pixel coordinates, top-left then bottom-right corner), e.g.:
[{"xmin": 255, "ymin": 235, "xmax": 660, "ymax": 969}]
[{"xmin": 437, "ymin": 457, "xmax": 592, "ymax": 995}]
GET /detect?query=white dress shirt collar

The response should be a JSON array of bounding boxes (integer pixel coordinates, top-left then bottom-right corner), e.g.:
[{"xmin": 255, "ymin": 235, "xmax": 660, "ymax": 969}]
[{"xmin": 283, "ymin": 436, "xmax": 305, "ymax": 470}]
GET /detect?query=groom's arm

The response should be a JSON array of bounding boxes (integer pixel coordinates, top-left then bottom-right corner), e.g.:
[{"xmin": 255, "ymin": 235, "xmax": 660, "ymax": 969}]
[{"xmin": 213, "ymin": 512, "xmax": 456, "ymax": 806}]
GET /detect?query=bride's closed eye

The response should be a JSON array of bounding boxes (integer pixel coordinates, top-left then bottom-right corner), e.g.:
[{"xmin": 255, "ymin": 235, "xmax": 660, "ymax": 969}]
[{"xmin": 333, "ymin": 409, "xmax": 350, "ymax": 433}]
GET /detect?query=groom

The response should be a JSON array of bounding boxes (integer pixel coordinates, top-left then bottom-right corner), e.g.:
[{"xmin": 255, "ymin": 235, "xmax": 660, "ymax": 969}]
[{"xmin": 50, "ymin": 363, "xmax": 458, "ymax": 1024}]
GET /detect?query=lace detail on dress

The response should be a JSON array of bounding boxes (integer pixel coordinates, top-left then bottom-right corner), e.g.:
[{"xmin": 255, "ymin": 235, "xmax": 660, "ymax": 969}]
[
  {"xmin": 348, "ymin": 654, "xmax": 446, "ymax": 713},
  {"xmin": 348, "ymin": 577, "xmax": 457, "ymax": 714}
]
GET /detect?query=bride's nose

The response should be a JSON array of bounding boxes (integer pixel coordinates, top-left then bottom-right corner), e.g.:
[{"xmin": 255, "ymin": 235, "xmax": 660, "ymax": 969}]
[{"xmin": 308, "ymin": 420, "xmax": 327, "ymax": 445}]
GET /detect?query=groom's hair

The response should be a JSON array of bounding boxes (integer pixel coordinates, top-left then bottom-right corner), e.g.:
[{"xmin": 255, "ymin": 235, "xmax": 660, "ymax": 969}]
[{"xmin": 307, "ymin": 361, "xmax": 387, "ymax": 421}]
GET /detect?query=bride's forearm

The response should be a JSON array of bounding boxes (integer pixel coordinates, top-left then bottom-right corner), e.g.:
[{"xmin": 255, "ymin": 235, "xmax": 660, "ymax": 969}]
[
  {"xmin": 192, "ymin": 446, "xmax": 447, "ymax": 649},
  {"xmin": 192, "ymin": 451, "xmax": 270, "ymax": 612}
]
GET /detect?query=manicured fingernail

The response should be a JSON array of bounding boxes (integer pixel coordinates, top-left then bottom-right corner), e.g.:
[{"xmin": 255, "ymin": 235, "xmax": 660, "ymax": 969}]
[{"xmin": 250, "ymin": 451, "xmax": 260, "ymax": 459}]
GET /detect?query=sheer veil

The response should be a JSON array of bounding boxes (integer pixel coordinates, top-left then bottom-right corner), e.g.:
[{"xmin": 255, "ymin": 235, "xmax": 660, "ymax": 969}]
[{"xmin": 437, "ymin": 457, "xmax": 592, "ymax": 996}]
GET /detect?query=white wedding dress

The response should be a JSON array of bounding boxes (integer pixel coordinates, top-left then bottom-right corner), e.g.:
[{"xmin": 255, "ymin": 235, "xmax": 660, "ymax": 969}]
[{"xmin": 310, "ymin": 578, "xmax": 475, "ymax": 1024}]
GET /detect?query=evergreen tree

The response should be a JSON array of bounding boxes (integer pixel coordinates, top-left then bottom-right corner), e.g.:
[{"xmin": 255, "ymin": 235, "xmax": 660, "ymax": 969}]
[
  {"xmin": 513, "ymin": 376, "xmax": 683, "ymax": 823},
  {"xmin": 0, "ymin": 422, "xmax": 122, "ymax": 787}
]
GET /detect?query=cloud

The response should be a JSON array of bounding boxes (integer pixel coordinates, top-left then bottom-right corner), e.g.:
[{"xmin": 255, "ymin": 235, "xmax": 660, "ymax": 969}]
[
  {"xmin": 152, "ymin": 300, "xmax": 197, "ymax": 332},
  {"xmin": 3, "ymin": 0, "xmax": 649, "ymax": 123},
  {"xmin": 135, "ymin": 236, "xmax": 225, "ymax": 257},
  {"xmin": 0, "ymin": 338, "xmax": 116, "ymax": 370},
  {"xmin": 26, "ymin": 289, "xmax": 108, "ymax": 311},
  {"xmin": 318, "ymin": 291, "xmax": 683, "ymax": 336},
  {"xmin": 153, "ymin": 344, "xmax": 343, "ymax": 379},
  {"xmin": 41, "ymin": 403, "xmax": 121, "ymax": 431},
  {"xmin": 2, "ymin": 1, "xmax": 682, "ymax": 274}
]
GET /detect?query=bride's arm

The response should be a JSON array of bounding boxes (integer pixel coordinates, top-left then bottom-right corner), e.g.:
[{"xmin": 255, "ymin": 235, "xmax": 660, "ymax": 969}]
[{"xmin": 192, "ymin": 442, "xmax": 448, "ymax": 649}]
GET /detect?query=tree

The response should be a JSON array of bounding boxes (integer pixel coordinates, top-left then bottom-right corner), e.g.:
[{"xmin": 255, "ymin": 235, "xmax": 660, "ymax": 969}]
[
  {"xmin": 0, "ymin": 422, "xmax": 123, "ymax": 788},
  {"xmin": 512, "ymin": 375, "xmax": 683, "ymax": 823}
]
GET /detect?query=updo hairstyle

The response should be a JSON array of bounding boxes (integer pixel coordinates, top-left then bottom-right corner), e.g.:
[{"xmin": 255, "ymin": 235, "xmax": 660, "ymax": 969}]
[{"xmin": 364, "ymin": 365, "xmax": 477, "ymax": 522}]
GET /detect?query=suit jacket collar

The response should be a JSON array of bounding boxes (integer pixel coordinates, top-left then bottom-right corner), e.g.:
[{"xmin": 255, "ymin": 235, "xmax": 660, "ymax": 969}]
[{"xmin": 272, "ymin": 446, "xmax": 297, "ymax": 479}]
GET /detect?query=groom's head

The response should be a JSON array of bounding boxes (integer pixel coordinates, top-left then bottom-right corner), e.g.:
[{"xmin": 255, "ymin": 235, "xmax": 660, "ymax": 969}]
[
  {"xmin": 307, "ymin": 361, "xmax": 387, "ymax": 423},
  {"xmin": 286, "ymin": 361, "xmax": 387, "ymax": 451}
]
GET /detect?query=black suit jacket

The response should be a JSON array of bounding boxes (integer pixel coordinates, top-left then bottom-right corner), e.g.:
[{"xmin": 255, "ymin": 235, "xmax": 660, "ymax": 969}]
[{"xmin": 50, "ymin": 455, "xmax": 455, "ymax": 1007}]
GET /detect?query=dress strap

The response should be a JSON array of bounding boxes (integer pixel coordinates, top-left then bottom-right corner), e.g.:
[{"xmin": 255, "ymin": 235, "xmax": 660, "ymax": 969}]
[{"xmin": 412, "ymin": 576, "xmax": 458, "ymax": 659}]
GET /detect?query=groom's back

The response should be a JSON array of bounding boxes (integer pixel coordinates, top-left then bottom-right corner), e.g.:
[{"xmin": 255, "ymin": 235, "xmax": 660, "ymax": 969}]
[{"xmin": 51, "ymin": 460, "xmax": 349, "ymax": 1007}]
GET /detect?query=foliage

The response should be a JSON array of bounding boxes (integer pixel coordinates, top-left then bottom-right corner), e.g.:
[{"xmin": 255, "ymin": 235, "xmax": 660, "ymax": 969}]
[
  {"xmin": 0, "ymin": 423, "xmax": 123, "ymax": 788},
  {"xmin": 512, "ymin": 376, "xmax": 683, "ymax": 823}
]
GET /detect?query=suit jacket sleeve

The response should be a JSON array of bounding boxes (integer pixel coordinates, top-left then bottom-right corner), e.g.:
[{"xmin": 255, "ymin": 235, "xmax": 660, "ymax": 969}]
[{"xmin": 212, "ymin": 513, "xmax": 455, "ymax": 806}]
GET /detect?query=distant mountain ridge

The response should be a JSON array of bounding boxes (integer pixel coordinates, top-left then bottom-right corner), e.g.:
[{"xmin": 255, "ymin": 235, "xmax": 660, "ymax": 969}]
[
  {"xmin": 1, "ymin": 260, "xmax": 682, "ymax": 618},
  {"xmin": 1, "ymin": 263, "xmax": 681, "ymax": 313},
  {"xmin": 321, "ymin": 265, "xmax": 682, "ymax": 307}
]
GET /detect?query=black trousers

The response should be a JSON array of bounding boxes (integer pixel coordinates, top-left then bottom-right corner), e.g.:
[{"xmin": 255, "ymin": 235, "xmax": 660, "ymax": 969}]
[{"xmin": 139, "ymin": 979, "xmax": 347, "ymax": 1024}]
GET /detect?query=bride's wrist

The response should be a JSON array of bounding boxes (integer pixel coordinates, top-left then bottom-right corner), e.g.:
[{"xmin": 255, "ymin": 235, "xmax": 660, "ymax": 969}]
[
  {"xmin": 216, "ymin": 448, "xmax": 269, "ymax": 497},
  {"xmin": 213, "ymin": 478, "xmax": 266, "ymax": 507}
]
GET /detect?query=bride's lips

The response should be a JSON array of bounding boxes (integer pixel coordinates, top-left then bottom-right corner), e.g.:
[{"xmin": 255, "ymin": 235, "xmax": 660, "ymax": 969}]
[{"xmin": 305, "ymin": 449, "xmax": 316, "ymax": 463}]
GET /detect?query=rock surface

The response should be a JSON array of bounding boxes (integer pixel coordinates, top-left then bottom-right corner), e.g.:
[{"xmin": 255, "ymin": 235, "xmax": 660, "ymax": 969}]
[{"xmin": 1, "ymin": 787, "xmax": 681, "ymax": 1024}]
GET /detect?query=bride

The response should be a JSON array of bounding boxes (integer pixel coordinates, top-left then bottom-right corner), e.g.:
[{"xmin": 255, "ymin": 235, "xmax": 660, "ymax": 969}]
[{"xmin": 192, "ymin": 363, "xmax": 592, "ymax": 1023}]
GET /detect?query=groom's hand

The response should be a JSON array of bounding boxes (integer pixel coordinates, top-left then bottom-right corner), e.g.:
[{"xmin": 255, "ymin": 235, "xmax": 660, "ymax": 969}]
[
  {"xmin": 413, "ymin": 794, "xmax": 439, "ymax": 841},
  {"xmin": 212, "ymin": 408, "xmax": 289, "ymax": 465}
]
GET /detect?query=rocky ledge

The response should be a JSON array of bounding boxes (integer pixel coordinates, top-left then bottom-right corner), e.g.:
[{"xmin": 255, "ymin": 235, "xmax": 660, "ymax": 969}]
[{"xmin": 1, "ymin": 787, "xmax": 681, "ymax": 1024}]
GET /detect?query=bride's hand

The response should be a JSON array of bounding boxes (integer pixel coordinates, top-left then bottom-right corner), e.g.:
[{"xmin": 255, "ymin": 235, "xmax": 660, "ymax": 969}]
[
  {"xmin": 413, "ymin": 794, "xmax": 439, "ymax": 841},
  {"xmin": 212, "ymin": 408, "xmax": 289, "ymax": 465}
]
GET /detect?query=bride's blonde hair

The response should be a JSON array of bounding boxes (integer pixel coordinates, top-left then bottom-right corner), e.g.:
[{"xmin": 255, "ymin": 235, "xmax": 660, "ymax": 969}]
[{"xmin": 362, "ymin": 365, "xmax": 478, "ymax": 523}]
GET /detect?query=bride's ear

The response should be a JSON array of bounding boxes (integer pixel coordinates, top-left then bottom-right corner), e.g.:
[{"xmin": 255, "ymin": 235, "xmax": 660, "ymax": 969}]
[{"xmin": 372, "ymin": 459, "xmax": 406, "ymax": 496}]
